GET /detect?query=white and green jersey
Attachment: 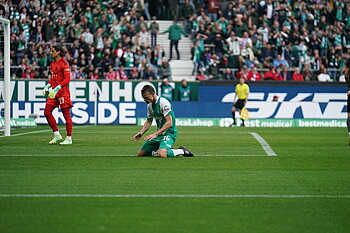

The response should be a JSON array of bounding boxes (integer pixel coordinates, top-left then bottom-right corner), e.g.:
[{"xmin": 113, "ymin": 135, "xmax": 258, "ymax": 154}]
[{"xmin": 147, "ymin": 96, "xmax": 177, "ymax": 137}]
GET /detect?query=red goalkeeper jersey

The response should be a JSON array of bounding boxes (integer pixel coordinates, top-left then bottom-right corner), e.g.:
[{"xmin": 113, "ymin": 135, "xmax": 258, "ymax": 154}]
[{"xmin": 49, "ymin": 57, "xmax": 71, "ymax": 97}]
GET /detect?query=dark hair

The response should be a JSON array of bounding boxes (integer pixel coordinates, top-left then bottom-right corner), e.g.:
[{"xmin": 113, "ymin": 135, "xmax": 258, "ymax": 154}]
[
  {"xmin": 141, "ymin": 85, "xmax": 155, "ymax": 94},
  {"xmin": 52, "ymin": 44, "xmax": 66, "ymax": 56}
]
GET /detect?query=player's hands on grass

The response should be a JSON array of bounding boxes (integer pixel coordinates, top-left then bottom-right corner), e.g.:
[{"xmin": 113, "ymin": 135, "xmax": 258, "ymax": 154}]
[
  {"xmin": 48, "ymin": 85, "xmax": 62, "ymax": 99},
  {"xmin": 42, "ymin": 84, "xmax": 51, "ymax": 97},
  {"xmin": 132, "ymin": 132, "xmax": 143, "ymax": 142}
]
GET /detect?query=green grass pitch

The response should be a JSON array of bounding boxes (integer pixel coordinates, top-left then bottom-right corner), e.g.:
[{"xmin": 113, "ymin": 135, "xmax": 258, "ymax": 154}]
[{"xmin": 0, "ymin": 125, "xmax": 349, "ymax": 233}]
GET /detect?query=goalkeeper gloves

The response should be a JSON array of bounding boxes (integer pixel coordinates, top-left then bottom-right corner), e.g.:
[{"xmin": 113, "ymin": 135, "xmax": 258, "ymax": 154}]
[
  {"xmin": 42, "ymin": 84, "xmax": 51, "ymax": 97},
  {"xmin": 48, "ymin": 85, "xmax": 62, "ymax": 99}
]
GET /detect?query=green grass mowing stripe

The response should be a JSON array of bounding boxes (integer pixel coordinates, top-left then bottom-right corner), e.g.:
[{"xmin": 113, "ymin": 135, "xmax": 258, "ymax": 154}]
[{"xmin": 0, "ymin": 194, "xmax": 350, "ymax": 198}]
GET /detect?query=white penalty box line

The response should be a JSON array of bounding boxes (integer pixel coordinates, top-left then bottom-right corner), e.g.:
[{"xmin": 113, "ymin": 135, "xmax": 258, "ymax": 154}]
[{"xmin": 0, "ymin": 194, "xmax": 349, "ymax": 198}]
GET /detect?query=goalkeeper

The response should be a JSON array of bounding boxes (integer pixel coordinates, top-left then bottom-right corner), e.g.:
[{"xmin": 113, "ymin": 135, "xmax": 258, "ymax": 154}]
[
  {"xmin": 42, "ymin": 44, "xmax": 73, "ymax": 145},
  {"xmin": 132, "ymin": 85, "xmax": 194, "ymax": 157},
  {"xmin": 230, "ymin": 77, "xmax": 249, "ymax": 127}
]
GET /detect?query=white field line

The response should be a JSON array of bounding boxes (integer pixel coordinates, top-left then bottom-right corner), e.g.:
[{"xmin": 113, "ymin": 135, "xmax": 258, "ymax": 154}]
[
  {"xmin": 0, "ymin": 194, "xmax": 349, "ymax": 198},
  {"xmin": 249, "ymin": 132, "xmax": 277, "ymax": 156},
  {"xmin": 0, "ymin": 128, "xmax": 52, "ymax": 137},
  {"xmin": 0, "ymin": 154, "xmax": 268, "ymax": 157},
  {"xmin": 0, "ymin": 125, "xmax": 90, "ymax": 137}
]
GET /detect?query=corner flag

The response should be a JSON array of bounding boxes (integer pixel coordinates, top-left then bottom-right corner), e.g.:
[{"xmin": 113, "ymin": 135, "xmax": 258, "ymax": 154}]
[{"xmin": 240, "ymin": 108, "xmax": 250, "ymax": 120}]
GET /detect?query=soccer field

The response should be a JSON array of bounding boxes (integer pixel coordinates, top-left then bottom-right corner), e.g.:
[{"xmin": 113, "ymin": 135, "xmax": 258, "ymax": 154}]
[{"xmin": 0, "ymin": 125, "xmax": 349, "ymax": 233}]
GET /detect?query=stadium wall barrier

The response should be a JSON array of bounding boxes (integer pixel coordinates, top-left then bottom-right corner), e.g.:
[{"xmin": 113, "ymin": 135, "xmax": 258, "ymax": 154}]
[
  {"xmin": 0, "ymin": 80, "xmax": 199, "ymax": 102},
  {"xmin": 0, "ymin": 80, "xmax": 348, "ymax": 127},
  {"xmin": 0, "ymin": 101, "xmax": 347, "ymax": 127}
]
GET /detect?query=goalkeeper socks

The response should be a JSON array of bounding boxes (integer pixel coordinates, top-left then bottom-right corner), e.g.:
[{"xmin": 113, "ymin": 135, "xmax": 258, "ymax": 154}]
[
  {"xmin": 62, "ymin": 107, "xmax": 73, "ymax": 136},
  {"xmin": 54, "ymin": 131, "xmax": 61, "ymax": 136},
  {"xmin": 44, "ymin": 105, "xmax": 58, "ymax": 132}
]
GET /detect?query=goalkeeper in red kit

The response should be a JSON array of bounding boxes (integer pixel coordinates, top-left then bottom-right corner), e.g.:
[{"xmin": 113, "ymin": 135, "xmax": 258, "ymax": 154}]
[{"xmin": 42, "ymin": 44, "xmax": 73, "ymax": 145}]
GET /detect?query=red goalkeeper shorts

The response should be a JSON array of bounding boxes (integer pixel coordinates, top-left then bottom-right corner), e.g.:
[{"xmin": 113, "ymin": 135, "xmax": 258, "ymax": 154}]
[{"xmin": 46, "ymin": 94, "xmax": 73, "ymax": 109}]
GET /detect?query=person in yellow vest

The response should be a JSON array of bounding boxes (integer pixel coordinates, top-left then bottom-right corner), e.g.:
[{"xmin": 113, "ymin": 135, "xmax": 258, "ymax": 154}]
[{"xmin": 231, "ymin": 77, "xmax": 249, "ymax": 127}]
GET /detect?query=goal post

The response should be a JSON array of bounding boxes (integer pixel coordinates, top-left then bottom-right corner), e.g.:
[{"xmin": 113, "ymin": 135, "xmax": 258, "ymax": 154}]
[{"xmin": 0, "ymin": 17, "xmax": 10, "ymax": 136}]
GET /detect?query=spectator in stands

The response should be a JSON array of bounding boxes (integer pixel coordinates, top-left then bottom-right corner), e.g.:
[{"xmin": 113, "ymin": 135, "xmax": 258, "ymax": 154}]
[
  {"xmin": 280, "ymin": 65, "xmax": 292, "ymax": 81},
  {"xmin": 21, "ymin": 66, "xmax": 34, "ymax": 79},
  {"xmin": 261, "ymin": 43, "xmax": 276, "ymax": 64},
  {"xmin": 159, "ymin": 61, "xmax": 172, "ymax": 80},
  {"xmin": 233, "ymin": 19, "xmax": 248, "ymax": 38},
  {"xmin": 207, "ymin": 0, "xmax": 220, "ymax": 22},
  {"xmin": 162, "ymin": 20, "xmax": 188, "ymax": 61},
  {"xmin": 327, "ymin": 47, "xmax": 339, "ymax": 80},
  {"xmin": 247, "ymin": 67, "xmax": 262, "ymax": 81},
  {"xmin": 121, "ymin": 46, "xmax": 135, "ymax": 76},
  {"xmin": 318, "ymin": 68, "xmax": 332, "ymax": 82},
  {"xmin": 208, "ymin": 54, "xmax": 220, "ymax": 79},
  {"xmin": 236, "ymin": 65, "xmax": 250, "ymax": 80},
  {"xmin": 226, "ymin": 33, "xmax": 241, "ymax": 68},
  {"xmin": 133, "ymin": 0, "xmax": 144, "ymax": 18},
  {"xmin": 101, "ymin": 54, "xmax": 115, "ymax": 73},
  {"xmin": 149, "ymin": 17, "xmax": 159, "ymax": 48},
  {"xmin": 196, "ymin": 71, "xmax": 207, "ymax": 80},
  {"xmin": 292, "ymin": 67, "xmax": 305, "ymax": 81},
  {"xmin": 3, "ymin": 0, "xmax": 349, "ymax": 83},
  {"xmin": 221, "ymin": 68, "xmax": 236, "ymax": 80},
  {"xmin": 213, "ymin": 33, "xmax": 225, "ymax": 57},
  {"xmin": 191, "ymin": 41, "xmax": 205, "ymax": 75},
  {"xmin": 77, "ymin": 67, "xmax": 86, "ymax": 79},
  {"xmin": 241, "ymin": 43, "xmax": 255, "ymax": 67},
  {"xmin": 39, "ymin": 70, "xmax": 49, "ymax": 79},
  {"xmin": 118, "ymin": 66, "xmax": 129, "ymax": 80},
  {"xmin": 144, "ymin": 0, "xmax": 151, "ymax": 20},
  {"xmin": 302, "ymin": 64, "xmax": 314, "ymax": 81},
  {"xmin": 180, "ymin": 0, "xmax": 195, "ymax": 33},
  {"xmin": 82, "ymin": 27, "xmax": 94, "ymax": 45},
  {"xmin": 105, "ymin": 67, "xmax": 118, "ymax": 80},
  {"xmin": 89, "ymin": 68, "xmax": 100, "ymax": 80},
  {"xmin": 264, "ymin": 66, "xmax": 283, "ymax": 81},
  {"xmin": 273, "ymin": 54, "xmax": 289, "ymax": 68},
  {"xmin": 151, "ymin": 45, "xmax": 165, "ymax": 67},
  {"xmin": 139, "ymin": 26, "xmax": 150, "ymax": 49},
  {"xmin": 130, "ymin": 69, "xmax": 139, "ymax": 80},
  {"xmin": 71, "ymin": 65, "xmax": 79, "ymax": 79},
  {"xmin": 142, "ymin": 65, "xmax": 156, "ymax": 80}
]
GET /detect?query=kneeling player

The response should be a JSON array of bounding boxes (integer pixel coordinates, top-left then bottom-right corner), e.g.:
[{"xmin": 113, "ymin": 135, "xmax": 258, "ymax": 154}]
[{"xmin": 132, "ymin": 85, "xmax": 194, "ymax": 157}]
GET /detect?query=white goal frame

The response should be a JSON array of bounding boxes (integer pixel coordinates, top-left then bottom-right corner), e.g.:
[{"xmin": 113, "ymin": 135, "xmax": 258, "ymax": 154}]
[{"xmin": 0, "ymin": 17, "xmax": 10, "ymax": 136}]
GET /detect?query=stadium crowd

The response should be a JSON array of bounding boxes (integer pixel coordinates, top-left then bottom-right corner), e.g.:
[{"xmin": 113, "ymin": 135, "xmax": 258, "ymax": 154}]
[{"xmin": 0, "ymin": 0, "xmax": 349, "ymax": 82}]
